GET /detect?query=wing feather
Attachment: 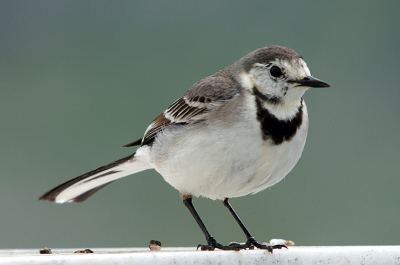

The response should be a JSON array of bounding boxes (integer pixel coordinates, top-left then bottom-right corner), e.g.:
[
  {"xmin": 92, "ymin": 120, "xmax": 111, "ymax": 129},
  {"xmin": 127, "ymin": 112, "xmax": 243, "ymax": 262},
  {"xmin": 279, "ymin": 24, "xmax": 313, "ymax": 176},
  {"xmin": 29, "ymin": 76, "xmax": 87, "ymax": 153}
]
[{"xmin": 124, "ymin": 75, "xmax": 240, "ymax": 147}]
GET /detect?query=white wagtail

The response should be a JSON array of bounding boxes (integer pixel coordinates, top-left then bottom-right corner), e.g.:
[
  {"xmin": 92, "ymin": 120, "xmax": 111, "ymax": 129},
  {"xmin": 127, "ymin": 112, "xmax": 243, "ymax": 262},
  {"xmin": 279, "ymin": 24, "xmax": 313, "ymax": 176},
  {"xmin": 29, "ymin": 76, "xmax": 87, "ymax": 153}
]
[{"xmin": 39, "ymin": 45, "xmax": 329, "ymax": 252}]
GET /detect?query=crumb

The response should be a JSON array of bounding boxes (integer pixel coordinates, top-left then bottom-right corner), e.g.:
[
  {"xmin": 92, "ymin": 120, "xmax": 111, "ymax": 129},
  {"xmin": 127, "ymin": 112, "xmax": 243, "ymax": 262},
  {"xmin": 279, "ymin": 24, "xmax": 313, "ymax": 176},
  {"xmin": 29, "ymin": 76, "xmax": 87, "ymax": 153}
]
[
  {"xmin": 39, "ymin": 247, "xmax": 52, "ymax": 254},
  {"xmin": 149, "ymin": 240, "xmax": 162, "ymax": 251},
  {"xmin": 74, "ymin": 248, "xmax": 94, "ymax": 253},
  {"xmin": 269, "ymin": 238, "xmax": 295, "ymax": 246}
]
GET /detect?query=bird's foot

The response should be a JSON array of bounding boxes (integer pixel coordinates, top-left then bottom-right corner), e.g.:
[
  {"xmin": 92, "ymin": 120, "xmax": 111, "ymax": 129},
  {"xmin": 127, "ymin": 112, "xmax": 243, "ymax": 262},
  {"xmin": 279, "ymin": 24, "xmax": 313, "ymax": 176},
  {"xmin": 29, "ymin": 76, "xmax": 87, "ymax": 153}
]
[
  {"xmin": 197, "ymin": 237, "xmax": 246, "ymax": 251},
  {"xmin": 197, "ymin": 237, "xmax": 287, "ymax": 252},
  {"xmin": 229, "ymin": 237, "xmax": 288, "ymax": 253}
]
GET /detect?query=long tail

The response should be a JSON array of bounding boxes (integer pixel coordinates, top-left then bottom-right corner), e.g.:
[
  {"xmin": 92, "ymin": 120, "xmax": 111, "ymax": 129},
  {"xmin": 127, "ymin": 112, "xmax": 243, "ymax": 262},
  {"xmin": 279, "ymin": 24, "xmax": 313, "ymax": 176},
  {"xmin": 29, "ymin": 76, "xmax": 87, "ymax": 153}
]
[{"xmin": 39, "ymin": 154, "xmax": 152, "ymax": 203}]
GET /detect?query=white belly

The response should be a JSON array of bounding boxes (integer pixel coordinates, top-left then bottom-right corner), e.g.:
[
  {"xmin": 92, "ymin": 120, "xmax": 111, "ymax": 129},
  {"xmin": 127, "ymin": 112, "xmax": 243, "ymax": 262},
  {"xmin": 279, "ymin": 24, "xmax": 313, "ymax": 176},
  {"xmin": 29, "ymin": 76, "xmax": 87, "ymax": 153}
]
[{"xmin": 147, "ymin": 103, "xmax": 309, "ymax": 200}]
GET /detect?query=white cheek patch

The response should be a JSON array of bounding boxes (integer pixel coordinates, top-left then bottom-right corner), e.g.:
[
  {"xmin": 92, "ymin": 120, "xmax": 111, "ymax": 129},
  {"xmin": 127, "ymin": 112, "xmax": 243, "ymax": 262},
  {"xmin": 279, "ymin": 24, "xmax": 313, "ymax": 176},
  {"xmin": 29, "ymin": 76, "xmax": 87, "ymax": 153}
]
[{"xmin": 251, "ymin": 68, "xmax": 269, "ymax": 86}]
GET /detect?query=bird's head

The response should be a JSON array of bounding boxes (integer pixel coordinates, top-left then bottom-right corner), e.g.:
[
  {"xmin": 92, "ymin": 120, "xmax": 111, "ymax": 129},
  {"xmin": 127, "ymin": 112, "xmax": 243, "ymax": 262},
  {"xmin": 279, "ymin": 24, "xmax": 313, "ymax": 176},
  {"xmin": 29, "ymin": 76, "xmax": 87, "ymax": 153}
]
[{"xmin": 237, "ymin": 46, "xmax": 330, "ymax": 107}]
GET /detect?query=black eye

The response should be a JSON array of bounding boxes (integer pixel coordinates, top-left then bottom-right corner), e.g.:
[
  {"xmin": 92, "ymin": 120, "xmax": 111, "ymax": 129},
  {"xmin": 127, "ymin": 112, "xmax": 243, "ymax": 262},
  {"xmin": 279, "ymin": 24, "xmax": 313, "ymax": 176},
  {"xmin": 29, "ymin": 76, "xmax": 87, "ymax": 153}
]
[{"xmin": 270, "ymin": 66, "xmax": 283, "ymax": 78}]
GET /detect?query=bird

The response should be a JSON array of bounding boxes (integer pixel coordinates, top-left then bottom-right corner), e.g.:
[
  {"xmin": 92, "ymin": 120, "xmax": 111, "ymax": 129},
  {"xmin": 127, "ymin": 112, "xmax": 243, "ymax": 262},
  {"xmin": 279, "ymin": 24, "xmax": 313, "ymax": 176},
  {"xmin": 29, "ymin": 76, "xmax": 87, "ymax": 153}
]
[{"xmin": 39, "ymin": 45, "xmax": 330, "ymax": 252}]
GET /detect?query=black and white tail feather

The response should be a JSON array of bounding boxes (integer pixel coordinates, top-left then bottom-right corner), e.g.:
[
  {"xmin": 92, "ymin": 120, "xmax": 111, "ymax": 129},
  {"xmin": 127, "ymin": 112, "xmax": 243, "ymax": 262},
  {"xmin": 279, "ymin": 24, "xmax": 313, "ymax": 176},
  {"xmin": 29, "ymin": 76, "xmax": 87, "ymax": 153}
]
[{"xmin": 38, "ymin": 152, "xmax": 152, "ymax": 203}]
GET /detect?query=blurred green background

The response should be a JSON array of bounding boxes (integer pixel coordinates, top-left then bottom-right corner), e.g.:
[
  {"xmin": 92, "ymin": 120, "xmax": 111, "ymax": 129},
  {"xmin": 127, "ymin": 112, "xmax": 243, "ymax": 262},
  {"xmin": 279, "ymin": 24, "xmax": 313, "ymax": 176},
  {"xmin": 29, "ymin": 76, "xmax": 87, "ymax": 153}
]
[{"xmin": 1, "ymin": 1, "xmax": 399, "ymax": 249}]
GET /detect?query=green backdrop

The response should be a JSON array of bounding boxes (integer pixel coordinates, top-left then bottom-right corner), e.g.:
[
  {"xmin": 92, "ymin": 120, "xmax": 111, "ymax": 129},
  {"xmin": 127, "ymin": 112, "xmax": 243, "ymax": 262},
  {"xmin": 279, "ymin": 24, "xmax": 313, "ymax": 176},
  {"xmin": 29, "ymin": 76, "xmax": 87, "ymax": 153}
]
[{"xmin": 1, "ymin": 1, "xmax": 399, "ymax": 248}]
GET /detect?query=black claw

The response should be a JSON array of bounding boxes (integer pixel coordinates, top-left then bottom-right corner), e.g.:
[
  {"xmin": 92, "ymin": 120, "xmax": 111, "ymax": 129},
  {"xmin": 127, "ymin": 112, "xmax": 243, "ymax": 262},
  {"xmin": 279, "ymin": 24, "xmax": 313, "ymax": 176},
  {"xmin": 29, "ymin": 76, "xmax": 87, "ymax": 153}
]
[
  {"xmin": 246, "ymin": 237, "xmax": 288, "ymax": 253},
  {"xmin": 197, "ymin": 237, "xmax": 246, "ymax": 251},
  {"xmin": 272, "ymin": 244, "xmax": 288, "ymax": 250},
  {"xmin": 197, "ymin": 244, "xmax": 215, "ymax": 251}
]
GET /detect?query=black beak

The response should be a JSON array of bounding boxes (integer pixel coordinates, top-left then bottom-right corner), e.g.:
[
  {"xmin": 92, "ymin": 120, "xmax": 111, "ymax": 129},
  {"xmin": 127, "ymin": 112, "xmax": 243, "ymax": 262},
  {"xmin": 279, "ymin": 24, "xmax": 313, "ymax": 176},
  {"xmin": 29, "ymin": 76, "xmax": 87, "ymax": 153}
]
[{"xmin": 296, "ymin": 76, "xmax": 330, "ymax": 88}]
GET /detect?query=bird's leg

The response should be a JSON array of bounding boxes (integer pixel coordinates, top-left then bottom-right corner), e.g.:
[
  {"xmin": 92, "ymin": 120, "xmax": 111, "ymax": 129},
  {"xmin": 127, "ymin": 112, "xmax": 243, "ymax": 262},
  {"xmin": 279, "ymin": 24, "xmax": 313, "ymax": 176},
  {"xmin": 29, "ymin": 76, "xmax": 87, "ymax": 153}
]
[
  {"xmin": 181, "ymin": 194, "xmax": 245, "ymax": 251},
  {"xmin": 222, "ymin": 198, "xmax": 287, "ymax": 253}
]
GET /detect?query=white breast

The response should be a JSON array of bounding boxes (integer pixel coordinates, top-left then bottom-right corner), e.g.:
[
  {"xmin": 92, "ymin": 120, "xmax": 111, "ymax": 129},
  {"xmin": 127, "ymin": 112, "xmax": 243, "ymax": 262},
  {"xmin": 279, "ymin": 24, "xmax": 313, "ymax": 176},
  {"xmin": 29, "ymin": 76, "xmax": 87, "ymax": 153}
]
[{"xmin": 147, "ymin": 98, "xmax": 309, "ymax": 200}]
